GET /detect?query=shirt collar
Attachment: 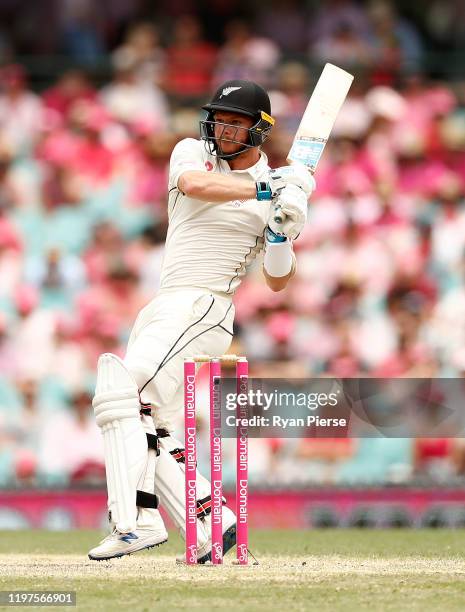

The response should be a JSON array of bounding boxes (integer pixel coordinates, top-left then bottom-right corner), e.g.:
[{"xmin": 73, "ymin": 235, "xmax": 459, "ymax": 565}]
[{"xmin": 220, "ymin": 151, "xmax": 269, "ymax": 180}]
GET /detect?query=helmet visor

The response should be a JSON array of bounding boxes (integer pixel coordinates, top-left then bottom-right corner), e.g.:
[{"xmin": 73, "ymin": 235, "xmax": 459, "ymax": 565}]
[{"xmin": 199, "ymin": 119, "xmax": 255, "ymax": 158}]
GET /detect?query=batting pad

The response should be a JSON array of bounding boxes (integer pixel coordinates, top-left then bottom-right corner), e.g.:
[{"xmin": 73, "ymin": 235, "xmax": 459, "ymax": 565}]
[{"xmin": 93, "ymin": 353, "xmax": 148, "ymax": 533}]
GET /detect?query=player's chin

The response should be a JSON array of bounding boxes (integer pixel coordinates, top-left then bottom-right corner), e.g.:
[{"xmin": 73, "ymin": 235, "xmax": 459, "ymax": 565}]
[{"xmin": 217, "ymin": 140, "xmax": 245, "ymax": 155}]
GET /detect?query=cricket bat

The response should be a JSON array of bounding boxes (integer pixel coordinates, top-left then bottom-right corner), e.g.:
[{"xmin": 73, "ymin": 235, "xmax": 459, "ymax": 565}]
[{"xmin": 274, "ymin": 63, "xmax": 354, "ymax": 224}]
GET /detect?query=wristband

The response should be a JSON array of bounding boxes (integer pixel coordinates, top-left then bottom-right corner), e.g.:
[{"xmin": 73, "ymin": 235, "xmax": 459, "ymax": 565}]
[
  {"xmin": 256, "ymin": 181, "xmax": 273, "ymax": 201},
  {"xmin": 265, "ymin": 226, "xmax": 287, "ymax": 244}
]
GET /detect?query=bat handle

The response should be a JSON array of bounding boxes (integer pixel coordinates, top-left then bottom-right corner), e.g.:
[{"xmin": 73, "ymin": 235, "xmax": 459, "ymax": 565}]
[{"xmin": 273, "ymin": 206, "xmax": 286, "ymax": 224}]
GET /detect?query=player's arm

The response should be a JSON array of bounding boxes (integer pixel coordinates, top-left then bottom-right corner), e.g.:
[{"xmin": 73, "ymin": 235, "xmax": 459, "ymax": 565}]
[
  {"xmin": 262, "ymin": 183, "xmax": 307, "ymax": 292},
  {"xmin": 178, "ymin": 162, "xmax": 316, "ymax": 203},
  {"xmin": 263, "ymin": 234, "xmax": 296, "ymax": 292},
  {"xmin": 169, "ymin": 139, "xmax": 262, "ymax": 203},
  {"xmin": 178, "ymin": 170, "xmax": 262, "ymax": 203}
]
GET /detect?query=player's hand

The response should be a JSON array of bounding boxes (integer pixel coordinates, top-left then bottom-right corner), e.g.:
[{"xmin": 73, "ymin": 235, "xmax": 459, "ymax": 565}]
[
  {"xmin": 267, "ymin": 184, "xmax": 308, "ymax": 240},
  {"xmin": 269, "ymin": 163, "xmax": 315, "ymax": 197}
]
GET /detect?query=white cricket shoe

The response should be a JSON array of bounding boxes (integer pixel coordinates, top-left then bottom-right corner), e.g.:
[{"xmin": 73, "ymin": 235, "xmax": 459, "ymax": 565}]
[
  {"xmin": 176, "ymin": 507, "xmax": 237, "ymax": 564},
  {"xmin": 88, "ymin": 525, "xmax": 168, "ymax": 561}
]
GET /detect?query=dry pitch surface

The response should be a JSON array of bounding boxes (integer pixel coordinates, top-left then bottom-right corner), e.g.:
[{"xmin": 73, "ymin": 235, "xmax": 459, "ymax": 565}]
[{"xmin": 1, "ymin": 530, "xmax": 465, "ymax": 611}]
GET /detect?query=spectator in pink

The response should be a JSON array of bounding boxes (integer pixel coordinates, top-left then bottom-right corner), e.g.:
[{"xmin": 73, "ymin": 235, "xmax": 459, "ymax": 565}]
[
  {"xmin": 10, "ymin": 286, "xmax": 57, "ymax": 381},
  {"xmin": 0, "ymin": 170, "xmax": 23, "ymax": 298},
  {"xmin": 38, "ymin": 389, "xmax": 104, "ymax": 484},
  {"xmin": 42, "ymin": 69, "xmax": 97, "ymax": 122},
  {"xmin": 83, "ymin": 222, "xmax": 125, "ymax": 284},
  {"xmin": 67, "ymin": 101, "xmax": 115, "ymax": 186},
  {"xmin": 0, "ymin": 64, "xmax": 43, "ymax": 154}
]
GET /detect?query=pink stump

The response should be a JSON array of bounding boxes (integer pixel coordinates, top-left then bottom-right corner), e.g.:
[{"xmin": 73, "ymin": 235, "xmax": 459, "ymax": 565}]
[
  {"xmin": 209, "ymin": 359, "xmax": 222, "ymax": 564},
  {"xmin": 184, "ymin": 360, "xmax": 197, "ymax": 565},
  {"xmin": 236, "ymin": 358, "xmax": 248, "ymax": 564}
]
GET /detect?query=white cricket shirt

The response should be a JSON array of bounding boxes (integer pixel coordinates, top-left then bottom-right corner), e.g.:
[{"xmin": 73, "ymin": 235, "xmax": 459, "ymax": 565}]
[{"xmin": 159, "ymin": 138, "xmax": 271, "ymax": 295}]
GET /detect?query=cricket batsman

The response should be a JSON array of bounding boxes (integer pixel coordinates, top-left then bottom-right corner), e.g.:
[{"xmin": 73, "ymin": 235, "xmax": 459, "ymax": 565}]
[{"xmin": 88, "ymin": 79, "xmax": 314, "ymax": 562}]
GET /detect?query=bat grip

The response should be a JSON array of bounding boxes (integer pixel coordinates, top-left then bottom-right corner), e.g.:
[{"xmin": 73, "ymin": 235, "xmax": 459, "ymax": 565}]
[{"xmin": 273, "ymin": 207, "xmax": 286, "ymax": 224}]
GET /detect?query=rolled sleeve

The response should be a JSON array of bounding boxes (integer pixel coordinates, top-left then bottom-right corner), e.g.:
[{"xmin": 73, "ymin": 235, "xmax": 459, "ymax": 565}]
[{"xmin": 169, "ymin": 138, "xmax": 206, "ymax": 190}]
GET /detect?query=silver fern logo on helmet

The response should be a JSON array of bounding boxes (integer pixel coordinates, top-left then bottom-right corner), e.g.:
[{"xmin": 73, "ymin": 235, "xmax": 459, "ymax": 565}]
[{"xmin": 220, "ymin": 86, "xmax": 241, "ymax": 98}]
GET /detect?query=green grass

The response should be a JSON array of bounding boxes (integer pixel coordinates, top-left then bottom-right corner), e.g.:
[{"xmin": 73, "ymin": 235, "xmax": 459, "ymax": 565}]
[{"xmin": 1, "ymin": 530, "xmax": 465, "ymax": 611}]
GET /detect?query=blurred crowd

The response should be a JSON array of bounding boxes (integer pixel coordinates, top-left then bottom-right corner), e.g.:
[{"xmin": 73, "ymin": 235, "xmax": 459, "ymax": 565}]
[
  {"xmin": 0, "ymin": 0, "xmax": 464, "ymax": 78},
  {"xmin": 1, "ymin": 0, "xmax": 465, "ymax": 489}
]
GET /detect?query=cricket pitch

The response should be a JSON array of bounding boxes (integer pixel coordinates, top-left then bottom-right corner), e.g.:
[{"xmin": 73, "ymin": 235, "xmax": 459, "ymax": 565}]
[{"xmin": 1, "ymin": 530, "xmax": 465, "ymax": 611}]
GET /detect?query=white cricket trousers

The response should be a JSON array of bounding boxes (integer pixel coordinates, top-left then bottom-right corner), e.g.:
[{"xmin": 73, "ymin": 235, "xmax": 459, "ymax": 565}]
[{"xmin": 124, "ymin": 288, "xmax": 234, "ymax": 430}]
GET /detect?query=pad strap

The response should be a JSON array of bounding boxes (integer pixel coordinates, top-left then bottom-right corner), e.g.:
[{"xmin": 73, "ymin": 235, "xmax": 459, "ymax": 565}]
[
  {"xmin": 146, "ymin": 433, "xmax": 159, "ymax": 455},
  {"xmin": 170, "ymin": 448, "xmax": 186, "ymax": 464},
  {"xmin": 136, "ymin": 490, "xmax": 158, "ymax": 509},
  {"xmin": 197, "ymin": 495, "xmax": 212, "ymax": 518},
  {"xmin": 197, "ymin": 495, "xmax": 226, "ymax": 518}
]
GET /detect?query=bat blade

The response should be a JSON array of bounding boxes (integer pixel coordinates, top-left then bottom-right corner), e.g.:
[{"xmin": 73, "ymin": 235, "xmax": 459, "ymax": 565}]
[
  {"xmin": 273, "ymin": 63, "xmax": 353, "ymax": 226},
  {"xmin": 287, "ymin": 63, "xmax": 354, "ymax": 173}
]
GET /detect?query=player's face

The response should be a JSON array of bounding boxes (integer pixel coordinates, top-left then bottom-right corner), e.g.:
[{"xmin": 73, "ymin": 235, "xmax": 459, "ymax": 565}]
[{"xmin": 213, "ymin": 111, "xmax": 254, "ymax": 155}]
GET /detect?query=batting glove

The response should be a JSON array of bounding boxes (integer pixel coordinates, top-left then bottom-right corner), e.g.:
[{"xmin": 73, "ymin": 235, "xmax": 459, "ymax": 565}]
[
  {"xmin": 267, "ymin": 184, "xmax": 308, "ymax": 240},
  {"xmin": 268, "ymin": 163, "xmax": 316, "ymax": 197}
]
